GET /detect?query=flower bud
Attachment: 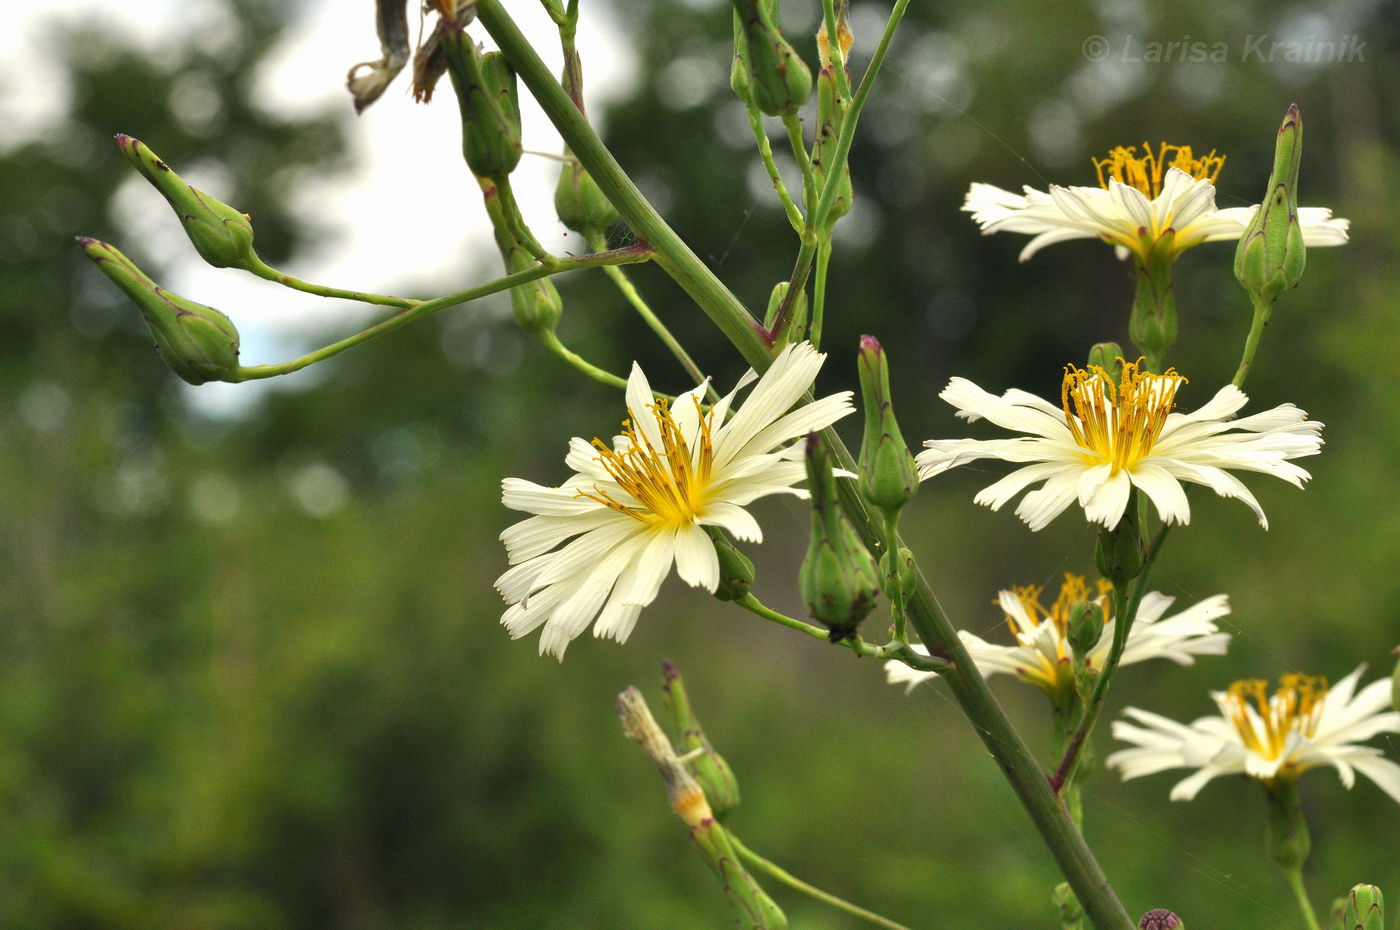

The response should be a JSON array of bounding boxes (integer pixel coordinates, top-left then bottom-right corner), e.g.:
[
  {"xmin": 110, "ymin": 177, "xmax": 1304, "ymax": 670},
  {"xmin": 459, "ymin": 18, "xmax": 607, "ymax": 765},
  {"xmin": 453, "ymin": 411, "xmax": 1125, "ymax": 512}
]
[
  {"xmin": 1095, "ymin": 498, "xmax": 1143, "ymax": 584},
  {"xmin": 1087, "ymin": 342, "xmax": 1124, "ymax": 379},
  {"xmin": 1331, "ymin": 896, "xmax": 1349, "ymax": 930},
  {"xmin": 1053, "ymin": 883, "xmax": 1085, "ymax": 930},
  {"xmin": 812, "ymin": 10, "xmax": 852, "ymax": 229},
  {"xmin": 115, "ymin": 135, "xmax": 259, "ymax": 272},
  {"xmin": 880, "ymin": 546, "xmax": 916, "ymax": 594},
  {"xmin": 662, "ymin": 661, "xmax": 741, "ymax": 819},
  {"xmin": 799, "ymin": 433, "xmax": 880, "ymax": 639},
  {"xmin": 1235, "ymin": 104, "xmax": 1306, "ymax": 305},
  {"xmin": 1138, "ymin": 909, "xmax": 1182, "ymax": 930},
  {"xmin": 487, "ymin": 187, "xmax": 562, "ymax": 336},
  {"xmin": 1343, "ymin": 885, "xmax": 1384, "ymax": 930},
  {"xmin": 554, "ymin": 151, "xmax": 618, "ymax": 234},
  {"xmin": 705, "ymin": 527, "xmax": 755, "ymax": 603},
  {"xmin": 1067, "ymin": 600, "xmax": 1105, "ymax": 659},
  {"xmin": 78, "ymin": 238, "xmax": 241, "ymax": 384},
  {"xmin": 441, "ymin": 27, "xmax": 522, "ymax": 179},
  {"xmin": 857, "ymin": 336, "xmax": 919, "ymax": 515},
  {"xmin": 732, "ymin": 0, "xmax": 812, "ymax": 117}
]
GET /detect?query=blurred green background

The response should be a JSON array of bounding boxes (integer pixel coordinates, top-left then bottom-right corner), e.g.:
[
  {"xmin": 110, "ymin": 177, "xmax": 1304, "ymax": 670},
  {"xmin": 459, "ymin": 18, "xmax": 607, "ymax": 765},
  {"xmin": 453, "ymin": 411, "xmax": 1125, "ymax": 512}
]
[{"xmin": 3, "ymin": 0, "xmax": 1399, "ymax": 927}]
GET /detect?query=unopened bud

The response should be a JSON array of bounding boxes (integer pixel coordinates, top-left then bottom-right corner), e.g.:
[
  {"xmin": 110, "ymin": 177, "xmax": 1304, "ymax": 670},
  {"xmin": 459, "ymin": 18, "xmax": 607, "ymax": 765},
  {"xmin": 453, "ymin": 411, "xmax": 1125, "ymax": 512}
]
[
  {"xmin": 441, "ymin": 28, "xmax": 522, "ymax": 178},
  {"xmin": 732, "ymin": 0, "xmax": 812, "ymax": 116},
  {"xmin": 1087, "ymin": 342, "xmax": 1124, "ymax": 380},
  {"xmin": 1096, "ymin": 497, "xmax": 1143, "ymax": 584},
  {"xmin": 857, "ymin": 336, "xmax": 919, "ymax": 515},
  {"xmin": 663, "ymin": 661, "xmax": 741, "ymax": 818},
  {"xmin": 880, "ymin": 546, "xmax": 916, "ymax": 594},
  {"xmin": 1053, "ymin": 883, "xmax": 1085, "ymax": 930},
  {"xmin": 554, "ymin": 152, "xmax": 618, "ymax": 234},
  {"xmin": 115, "ymin": 135, "xmax": 258, "ymax": 271},
  {"xmin": 78, "ymin": 238, "xmax": 240, "ymax": 384},
  {"xmin": 1138, "ymin": 909, "xmax": 1182, "ymax": 930},
  {"xmin": 799, "ymin": 433, "xmax": 880, "ymax": 639},
  {"xmin": 1343, "ymin": 885, "xmax": 1384, "ymax": 930},
  {"xmin": 1235, "ymin": 104, "xmax": 1306, "ymax": 305},
  {"xmin": 705, "ymin": 527, "xmax": 755, "ymax": 603},
  {"xmin": 1066, "ymin": 600, "xmax": 1105, "ymax": 659}
]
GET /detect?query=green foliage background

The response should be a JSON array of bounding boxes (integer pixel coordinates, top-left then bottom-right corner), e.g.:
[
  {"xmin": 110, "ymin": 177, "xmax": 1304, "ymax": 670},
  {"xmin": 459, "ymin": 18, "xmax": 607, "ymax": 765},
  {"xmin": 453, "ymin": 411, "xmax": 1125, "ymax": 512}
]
[{"xmin": 2, "ymin": 0, "xmax": 1398, "ymax": 927}]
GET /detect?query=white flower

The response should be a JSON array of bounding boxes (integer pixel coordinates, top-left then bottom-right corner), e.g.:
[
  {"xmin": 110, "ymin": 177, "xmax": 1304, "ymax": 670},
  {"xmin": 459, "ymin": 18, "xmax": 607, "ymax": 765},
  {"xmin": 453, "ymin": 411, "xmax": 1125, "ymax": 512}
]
[
  {"xmin": 917, "ymin": 360, "xmax": 1324, "ymax": 531},
  {"xmin": 964, "ymin": 142, "xmax": 1349, "ymax": 264},
  {"xmin": 885, "ymin": 573, "xmax": 1231, "ymax": 698},
  {"xmin": 1107, "ymin": 667, "xmax": 1400, "ymax": 804},
  {"xmin": 495, "ymin": 342, "xmax": 853, "ymax": 659}
]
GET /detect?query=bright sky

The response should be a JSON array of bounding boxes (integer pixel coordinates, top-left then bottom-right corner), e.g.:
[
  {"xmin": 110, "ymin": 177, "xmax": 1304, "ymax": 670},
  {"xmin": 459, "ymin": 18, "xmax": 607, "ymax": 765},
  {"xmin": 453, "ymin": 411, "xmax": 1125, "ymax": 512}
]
[{"xmin": 3, "ymin": 0, "xmax": 637, "ymax": 409}]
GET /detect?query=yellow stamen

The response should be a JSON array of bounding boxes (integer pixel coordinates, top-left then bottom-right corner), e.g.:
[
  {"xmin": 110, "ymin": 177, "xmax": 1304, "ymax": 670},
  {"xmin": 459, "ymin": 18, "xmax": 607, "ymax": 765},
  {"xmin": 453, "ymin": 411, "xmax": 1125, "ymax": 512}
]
[
  {"xmin": 1062, "ymin": 361, "xmax": 1186, "ymax": 473},
  {"xmin": 1003, "ymin": 574, "xmax": 1114, "ymax": 691},
  {"xmin": 580, "ymin": 398, "xmax": 714, "ymax": 527},
  {"xmin": 1093, "ymin": 142, "xmax": 1225, "ymax": 199},
  {"xmin": 1223, "ymin": 674, "xmax": 1329, "ymax": 763}
]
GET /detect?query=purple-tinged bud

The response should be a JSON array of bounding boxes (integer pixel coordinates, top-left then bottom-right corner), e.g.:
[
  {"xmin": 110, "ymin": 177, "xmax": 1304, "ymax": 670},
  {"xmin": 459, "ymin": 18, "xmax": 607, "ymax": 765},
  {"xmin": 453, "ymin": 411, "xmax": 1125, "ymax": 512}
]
[{"xmin": 1138, "ymin": 908, "xmax": 1182, "ymax": 930}]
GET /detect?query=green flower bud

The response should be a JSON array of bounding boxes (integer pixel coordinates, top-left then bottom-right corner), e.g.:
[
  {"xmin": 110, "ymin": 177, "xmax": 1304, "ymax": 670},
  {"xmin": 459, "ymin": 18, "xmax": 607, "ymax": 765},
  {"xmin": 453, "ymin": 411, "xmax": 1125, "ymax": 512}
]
[
  {"xmin": 1138, "ymin": 909, "xmax": 1182, "ymax": 930},
  {"xmin": 1235, "ymin": 104, "xmax": 1306, "ymax": 305},
  {"xmin": 1053, "ymin": 883, "xmax": 1086, "ymax": 930},
  {"xmin": 812, "ymin": 11, "xmax": 852, "ymax": 229},
  {"xmin": 485, "ymin": 184, "xmax": 561, "ymax": 336},
  {"xmin": 799, "ymin": 433, "xmax": 880, "ymax": 639},
  {"xmin": 1331, "ymin": 896, "xmax": 1350, "ymax": 930},
  {"xmin": 730, "ymin": 9, "xmax": 752, "ymax": 100},
  {"xmin": 1264, "ymin": 780, "xmax": 1311, "ymax": 872},
  {"xmin": 115, "ymin": 135, "xmax": 258, "ymax": 272},
  {"xmin": 663, "ymin": 661, "xmax": 741, "ymax": 819},
  {"xmin": 441, "ymin": 28, "xmax": 522, "ymax": 179},
  {"xmin": 880, "ymin": 546, "xmax": 916, "ymax": 594},
  {"xmin": 763, "ymin": 280, "xmax": 789, "ymax": 331},
  {"xmin": 554, "ymin": 150, "xmax": 618, "ymax": 234},
  {"xmin": 732, "ymin": 0, "xmax": 812, "ymax": 117},
  {"xmin": 705, "ymin": 526, "xmax": 755, "ymax": 603},
  {"xmin": 857, "ymin": 336, "xmax": 919, "ymax": 515},
  {"xmin": 78, "ymin": 238, "xmax": 240, "ymax": 384},
  {"xmin": 1096, "ymin": 495, "xmax": 1143, "ymax": 584},
  {"xmin": 1067, "ymin": 600, "xmax": 1105, "ymax": 659},
  {"xmin": 1343, "ymin": 885, "xmax": 1384, "ymax": 930},
  {"xmin": 1087, "ymin": 342, "xmax": 1124, "ymax": 379}
]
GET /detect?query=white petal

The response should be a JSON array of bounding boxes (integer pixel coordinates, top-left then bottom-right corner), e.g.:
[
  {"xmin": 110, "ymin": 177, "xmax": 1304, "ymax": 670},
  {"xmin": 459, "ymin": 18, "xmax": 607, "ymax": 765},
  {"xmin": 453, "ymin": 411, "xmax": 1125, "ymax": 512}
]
[{"xmin": 673, "ymin": 521, "xmax": 721, "ymax": 591}]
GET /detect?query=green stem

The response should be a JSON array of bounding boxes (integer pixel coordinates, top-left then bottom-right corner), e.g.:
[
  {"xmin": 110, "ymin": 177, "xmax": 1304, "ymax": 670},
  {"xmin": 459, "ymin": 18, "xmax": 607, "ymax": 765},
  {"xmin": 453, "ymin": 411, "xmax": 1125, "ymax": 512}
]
[
  {"xmin": 235, "ymin": 245, "xmax": 650, "ymax": 380},
  {"xmin": 727, "ymin": 832, "xmax": 916, "ymax": 930},
  {"xmin": 734, "ymin": 592, "xmax": 940, "ymax": 667},
  {"xmin": 478, "ymin": 4, "xmax": 1132, "ymax": 925},
  {"xmin": 1286, "ymin": 868, "xmax": 1323, "ymax": 930},
  {"xmin": 538, "ymin": 330, "xmax": 629, "ymax": 389},
  {"xmin": 811, "ymin": 235, "xmax": 832, "ymax": 349},
  {"xmin": 247, "ymin": 258, "xmax": 418, "ymax": 309},
  {"xmin": 781, "ymin": 112, "xmax": 817, "ymax": 217},
  {"xmin": 882, "ymin": 510, "xmax": 907, "ymax": 644},
  {"xmin": 495, "ymin": 174, "xmax": 556, "ymax": 267},
  {"xmin": 585, "ymin": 230, "xmax": 714, "ymax": 397},
  {"xmin": 1233, "ymin": 294, "xmax": 1274, "ymax": 388},
  {"xmin": 1050, "ymin": 524, "xmax": 1171, "ymax": 794},
  {"xmin": 748, "ymin": 105, "xmax": 806, "ymax": 234}
]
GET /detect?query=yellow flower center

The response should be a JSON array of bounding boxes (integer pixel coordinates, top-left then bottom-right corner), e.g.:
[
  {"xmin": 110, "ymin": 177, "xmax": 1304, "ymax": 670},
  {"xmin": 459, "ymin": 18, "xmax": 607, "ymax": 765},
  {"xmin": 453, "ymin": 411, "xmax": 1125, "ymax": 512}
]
[
  {"xmin": 1005, "ymin": 573, "xmax": 1114, "ymax": 643},
  {"xmin": 1223, "ymin": 674, "xmax": 1329, "ymax": 763},
  {"xmin": 1093, "ymin": 142, "xmax": 1225, "ymax": 199},
  {"xmin": 1062, "ymin": 361, "xmax": 1186, "ymax": 473},
  {"xmin": 582, "ymin": 398, "xmax": 714, "ymax": 527}
]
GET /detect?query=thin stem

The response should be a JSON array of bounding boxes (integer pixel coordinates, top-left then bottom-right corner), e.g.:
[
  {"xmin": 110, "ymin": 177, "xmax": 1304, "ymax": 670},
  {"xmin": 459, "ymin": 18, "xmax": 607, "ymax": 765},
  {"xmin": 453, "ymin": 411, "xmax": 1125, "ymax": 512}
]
[
  {"xmin": 748, "ymin": 105, "xmax": 806, "ymax": 234},
  {"xmin": 247, "ymin": 258, "xmax": 418, "ymax": 309},
  {"xmin": 811, "ymin": 235, "xmax": 832, "ymax": 349},
  {"xmin": 734, "ymin": 593, "xmax": 943, "ymax": 668},
  {"xmin": 727, "ymin": 832, "xmax": 916, "ymax": 930},
  {"xmin": 1233, "ymin": 294, "xmax": 1274, "ymax": 388},
  {"xmin": 781, "ymin": 112, "xmax": 817, "ymax": 216},
  {"xmin": 882, "ymin": 510, "xmax": 907, "ymax": 644},
  {"xmin": 1051, "ymin": 524, "xmax": 1172, "ymax": 794},
  {"xmin": 479, "ymin": 4, "xmax": 1132, "ymax": 924},
  {"xmin": 586, "ymin": 230, "xmax": 714, "ymax": 398},
  {"xmin": 1285, "ymin": 868, "xmax": 1323, "ymax": 930},
  {"xmin": 494, "ymin": 175, "xmax": 556, "ymax": 267},
  {"xmin": 235, "ymin": 246, "xmax": 651, "ymax": 380},
  {"xmin": 538, "ymin": 330, "xmax": 629, "ymax": 389}
]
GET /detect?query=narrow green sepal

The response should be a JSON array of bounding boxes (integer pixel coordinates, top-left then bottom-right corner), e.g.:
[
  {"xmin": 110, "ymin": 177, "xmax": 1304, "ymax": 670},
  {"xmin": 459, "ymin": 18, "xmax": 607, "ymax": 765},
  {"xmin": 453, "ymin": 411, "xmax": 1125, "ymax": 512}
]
[
  {"xmin": 115, "ymin": 135, "xmax": 258, "ymax": 271},
  {"xmin": 1344, "ymin": 885, "xmax": 1385, "ymax": 930},
  {"xmin": 705, "ymin": 527, "xmax": 756, "ymax": 603},
  {"xmin": 856, "ymin": 335, "xmax": 919, "ymax": 515},
  {"xmin": 662, "ymin": 661, "xmax": 741, "ymax": 819},
  {"xmin": 78, "ymin": 238, "xmax": 241, "ymax": 384},
  {"xmin": 554, "ymin": 149, "xmax": 618, "ymax": 234},
  {"xmin": 799, "ymin": 433, "xmax": 880, "ymax": 639},
  {"xmin": 441, "ymin": 28, "xmax": 523, "ymax": 179},
  {"xmin": 732, "ymin": 0, "xmax": 812, "ymax": 116},
  {"xmin": 1234, "ymin": 104, "xmax": 1306, "ymax": 304}
]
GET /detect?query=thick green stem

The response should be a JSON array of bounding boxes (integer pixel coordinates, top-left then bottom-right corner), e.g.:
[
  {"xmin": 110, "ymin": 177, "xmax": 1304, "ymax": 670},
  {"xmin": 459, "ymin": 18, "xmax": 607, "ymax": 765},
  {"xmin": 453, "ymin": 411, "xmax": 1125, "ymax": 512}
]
[
  {"xmin": 235, "ymin": 245, "xmax": 650, "ymax": 380},
  {"xmin": 247, "ymin": 258, "xmax": 418, "ymax": 309},
  {"xmin": 728, "ymin": 832, "xmax": 915, "ymax": 930},
  {"xmin": 478, "ymin": 4, "xmax": 1133, "ymax": 925},
  {"xmin": 1233, "ymin": 294, "xmax": 1274, "ymax": 387}
]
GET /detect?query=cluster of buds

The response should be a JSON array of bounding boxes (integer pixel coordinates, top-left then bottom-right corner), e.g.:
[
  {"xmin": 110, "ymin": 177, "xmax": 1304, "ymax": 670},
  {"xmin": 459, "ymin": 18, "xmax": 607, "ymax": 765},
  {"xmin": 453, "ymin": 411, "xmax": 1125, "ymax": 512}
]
[{"xmin": 730, "ymin": 0, "xmax": 811, "ymax": 117}]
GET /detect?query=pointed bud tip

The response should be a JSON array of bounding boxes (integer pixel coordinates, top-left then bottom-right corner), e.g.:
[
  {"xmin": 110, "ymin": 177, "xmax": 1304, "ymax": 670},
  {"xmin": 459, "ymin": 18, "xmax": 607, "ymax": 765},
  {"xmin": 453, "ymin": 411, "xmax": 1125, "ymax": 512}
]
[
  {"xmin": 859, "ymin": 334, "xmax": 881, "ymax": 352},
  {"xmin": 1138, "ymin": 909, "xmax": 1181, "ymax": 930},
  {"xmin": 662, "ymin": 659, "xmax": 680, "ymax": 681}
]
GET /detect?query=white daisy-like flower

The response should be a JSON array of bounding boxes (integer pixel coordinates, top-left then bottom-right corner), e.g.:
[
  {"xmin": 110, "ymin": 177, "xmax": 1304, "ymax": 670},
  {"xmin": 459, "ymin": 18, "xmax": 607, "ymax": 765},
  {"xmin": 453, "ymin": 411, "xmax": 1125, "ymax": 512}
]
[
  {"xmin": 496, "ymin": 341, "xmax": 853, "ymax": 659},
  {"xmin": 885, "ymin": 573, "xmax": 1231, "ymax": 699},
  {"xmin": 964, "ymin": 142, "xmax": 1350, "ymax": 265},
  {"xmin": 917, "ymin": 360, "xmax": 1324, "ymax": 531},
  {"xmin": 1107, "ymin": 667, "xmax": 1400, "ymax": 804}
]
